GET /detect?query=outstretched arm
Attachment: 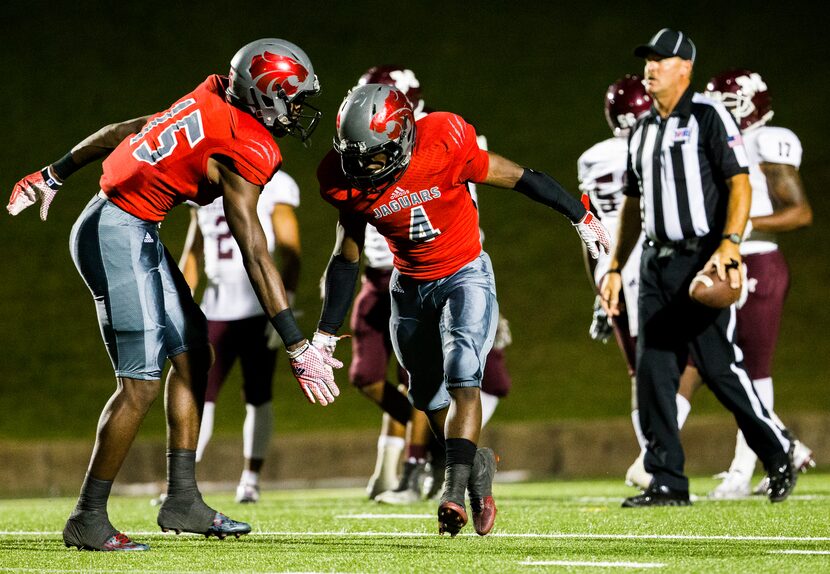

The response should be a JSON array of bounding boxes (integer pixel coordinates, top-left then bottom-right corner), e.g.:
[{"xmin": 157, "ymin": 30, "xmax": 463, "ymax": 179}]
[
  {"xmin": 7, "ymin": 116, "xmax": 150, "ymax": 220},
  {"xmin": 213, "ymin": 156, "xmax": 340, "ymax": 405},
  {"xmin": 483, "ymin": 151, "xmax": 610, "ymax": 258}
]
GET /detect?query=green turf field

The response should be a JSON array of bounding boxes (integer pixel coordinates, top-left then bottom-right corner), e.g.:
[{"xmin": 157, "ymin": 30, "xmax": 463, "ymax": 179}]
[{"xmin": 1, "ymin": 475, "xmax": 829, "ymax": 573}]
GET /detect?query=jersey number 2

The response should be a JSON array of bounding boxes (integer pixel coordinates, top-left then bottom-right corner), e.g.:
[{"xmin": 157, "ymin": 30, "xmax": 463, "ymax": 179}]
[
  {"xmin": 133, "ymin": 110, "xmax": 205, "ymax": 165},
  {"xmin": 409, "ymin": 206, "xmax": 441, "ymax": 243}
]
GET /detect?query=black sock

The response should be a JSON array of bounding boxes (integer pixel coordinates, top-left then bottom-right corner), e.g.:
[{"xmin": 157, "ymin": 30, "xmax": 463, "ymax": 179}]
[
  {"xmin": 445, "ymin": 438, "xmax": 477, "ymax": 467},
  {"xmin": 166, "ymin": 449, "xmax": 199, "ymax": 497},
  {"xmin": 74, "ymin": 474, "xmax": 112, "ymax": 513}
]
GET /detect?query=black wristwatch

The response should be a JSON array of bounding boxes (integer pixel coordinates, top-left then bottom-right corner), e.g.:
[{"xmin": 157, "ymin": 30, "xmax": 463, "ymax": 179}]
[{"xmin": 722, "ymin": 233, "xmax": 742, "ymax": 245}]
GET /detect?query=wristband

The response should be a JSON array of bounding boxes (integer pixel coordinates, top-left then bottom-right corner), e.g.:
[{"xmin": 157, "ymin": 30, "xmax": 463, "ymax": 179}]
[
  {"xmin": 51, "ymin": 152, "xmax": 82, "ymax": 181},
  {"xmin": 270, "ymin": 308, "xmax": 304, "ymax": 348},
  {"xmin": 606, "ymin": 268, "xmax": 621, "ymax": 274},
  {"xmin": 40, "ymin": 167, "xmax": 63, "ymax": 189}
]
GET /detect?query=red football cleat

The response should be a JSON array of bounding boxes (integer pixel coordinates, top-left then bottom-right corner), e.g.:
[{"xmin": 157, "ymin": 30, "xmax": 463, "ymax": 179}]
[{"xmin": 438, "ymin": 501, "xmax": 468, "ymax": 537}]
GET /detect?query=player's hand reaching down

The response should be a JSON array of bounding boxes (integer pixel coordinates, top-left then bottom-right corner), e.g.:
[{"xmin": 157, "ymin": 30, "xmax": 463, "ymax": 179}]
[
  {"xmin": 8, "ymin": 167, "xmax": 62, "ymax": 221},
  {"xmin": 573, "ymin": 194, "xmax": 610, "ymax": 259},
  {"xmin": 288, "ymin": 341, "xmax": 341, "ymax": 406}
]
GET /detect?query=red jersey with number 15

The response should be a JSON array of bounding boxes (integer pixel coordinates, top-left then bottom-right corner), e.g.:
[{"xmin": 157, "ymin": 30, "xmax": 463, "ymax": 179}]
[
  {"xmin": 100, "ymin": 75, "xmax": 281, "ymax": 222},
  {"xmin": 318, "ymin": 112, "xmax": 489, "ymax": 280}
]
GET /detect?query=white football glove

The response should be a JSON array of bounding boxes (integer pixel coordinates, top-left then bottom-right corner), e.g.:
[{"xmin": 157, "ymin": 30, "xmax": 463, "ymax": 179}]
[
  {"xmin": 493, "ymin": 314, "xmax": 512, "ymax": 350},
  {"xmin": 736, "ymin": 263, "xmax": 751, "ymax": 310},
  {"xmin": 589, "ymin": 295, "xmax": 613, "ymax": 343},
  {"xmin": 8, "ymin": 167, "xmax": 62, "ymax": 221},
  {"xmin": 287, "ymin": 342, "xmax": 341, "ymax": 406},
  {"xmin": 573, "ymin": 194, "xmax": 611, "ymax": 259}
]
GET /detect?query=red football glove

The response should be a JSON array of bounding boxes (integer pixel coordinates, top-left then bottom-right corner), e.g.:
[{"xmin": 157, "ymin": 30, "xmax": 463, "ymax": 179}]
[
  {"xmin": 573, "ymin": 193, "xmax": 610, "ymax": 259},
  {"xmin": 288, "ymin": 341, "xmax": 341, "ymax": 406},
  {"xmin": 8, "ymin": 167, "xmax": 62, "ymax": 221}
]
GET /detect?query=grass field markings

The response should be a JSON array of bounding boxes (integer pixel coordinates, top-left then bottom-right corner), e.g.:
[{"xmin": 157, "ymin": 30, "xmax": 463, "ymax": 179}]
[
  {"xmin": 768, "ymin": 550, "xmax": 830, "ymax": 555},
  {"xmin": 570, "ymin": 494, "xmax": 830, "ymax": 504},
  {"xmin": 519, "ymin": 560, "xmax": 666, "ymax": 568},
  {"xmin": 3, "ymin": 530, "xmax": 830, "ymax": 543},
  {"xmin": 335, "ymin": 513, "xmax": 433, "ymax": 519}
]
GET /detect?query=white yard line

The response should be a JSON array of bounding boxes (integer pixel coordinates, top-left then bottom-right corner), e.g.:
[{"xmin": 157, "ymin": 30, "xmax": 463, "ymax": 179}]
[
  {"xmin": 336, "ymin": 513, "xmax": 433, "ymax": 519},
  {"xmin": 2, "ymin": 530, "xmax": 829, "ymax": 542},
  {"xmin": 768, "ymin": 549, "xmax": 830, "ymax": 555},
  {"xmin": 520, "ymin": 560, "xmax": 665, "ymax": 568}
]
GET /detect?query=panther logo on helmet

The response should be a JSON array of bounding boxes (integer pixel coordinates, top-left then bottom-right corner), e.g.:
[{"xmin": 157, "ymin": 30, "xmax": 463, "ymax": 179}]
[
  {"xmin": 249, "ymin": 52, "xmax": 309, "ymax": 98},
  {"xmin": 705, "ymin": 69, "xmax": 773, "ymax": 131},
  {"xmin": 370, "ymin": 90, "xmax": 414, "ymax": 140},
  {"xmin": 604, "ymin": 75, "xmax": 651, "ymax": 137},
  {"xmin": 334, "ymin": 84, "xmax": 416, "ymax": 193},
  {"xmin": 227, "ymin": 38, "xmax": 321, "ymax": 142}
]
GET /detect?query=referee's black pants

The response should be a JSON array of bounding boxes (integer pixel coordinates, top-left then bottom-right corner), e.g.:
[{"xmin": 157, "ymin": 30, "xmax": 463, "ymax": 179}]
[{"xmin": 636, "ymin": 239, "xmax": 790, "ymax": 492}]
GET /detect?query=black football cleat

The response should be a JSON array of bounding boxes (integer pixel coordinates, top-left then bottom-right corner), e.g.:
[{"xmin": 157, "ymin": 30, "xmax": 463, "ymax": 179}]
[
  {"xmin": 204, "ymin": 512, "xmax": 252, "ymax": 539},
  {"xmin": 63, "ymin": 512, "xmax": 149, "ymax": 551},
  {"xmin": 468, "ymin": 448, "xmax": 498, "ymax": 536},
  {"xmin": 767, "ymin": 446, "xmax": 797, "ymax": 503},
  {"xmin": 438, "ymin": 501, "xmax": 468, "ymax": 537},
  {"xmin": 622, "ymin": 483, "xmax": 691, "ymax": 508}
]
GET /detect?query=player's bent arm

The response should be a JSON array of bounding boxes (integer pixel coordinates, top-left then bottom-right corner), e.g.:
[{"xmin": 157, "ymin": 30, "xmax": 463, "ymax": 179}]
[
  {"xmin": 211, "ymin": 156, "xmax": 302, "ymax": 350},
  {"xmin": 271, "ymin": 203, "xmax": 302, "ymax": 296},
  {"xmin": 179, "ymin": 207, "xmax": 204, "ymax": 294},
  {"xmin": 317, "ymin": 211, "xmax": 365, "ymax": 337},
  {"xmin": 8, "ymin": 115, "xmax": 151, "ymax": 220},
  {"xmin": 704, "ymin": 173, "xmax": 751, "ymax": 287},
  {"xmin": 751, "ymin": 163, "xmax": 813, "ymax": 233}
]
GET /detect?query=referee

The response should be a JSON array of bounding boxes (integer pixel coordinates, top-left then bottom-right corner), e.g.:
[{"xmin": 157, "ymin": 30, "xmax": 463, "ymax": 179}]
[{"xmin": 600, "ymin": 28, "xmax": 796, "ymax": 506}]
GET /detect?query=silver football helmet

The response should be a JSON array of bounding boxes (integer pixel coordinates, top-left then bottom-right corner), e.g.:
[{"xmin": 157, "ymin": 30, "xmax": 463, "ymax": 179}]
[
  {"xmin": 227, "ymin": 38, "xmax": 321, "ymax": 141},
  {"xmin": 333, "ymin": 84, "xmax": 416, "ymax": 192}
]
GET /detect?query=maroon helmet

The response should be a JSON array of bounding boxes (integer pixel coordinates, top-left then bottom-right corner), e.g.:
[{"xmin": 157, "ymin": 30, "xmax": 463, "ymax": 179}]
[
  {"xmin": 357, "ymin": 65, "xmax": 425, "ymax": 116},
  {"xmin": 705, "ymin": 69, "xmax": 773, "ymax": 131},
  {"xmin": 604, "ymin": 75, "xmax": 652, "ymax": 137}
]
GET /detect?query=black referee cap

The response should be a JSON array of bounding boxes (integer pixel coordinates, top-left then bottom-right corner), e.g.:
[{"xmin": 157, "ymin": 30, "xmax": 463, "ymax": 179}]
[{"xmin": 634, "ymin": 28, "xmax": 696, "ymax": 63}]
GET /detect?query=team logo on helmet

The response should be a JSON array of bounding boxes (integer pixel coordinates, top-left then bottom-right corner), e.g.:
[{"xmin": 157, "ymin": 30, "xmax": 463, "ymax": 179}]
[
  {"xmin": 249, "ymin": 52, "xmax": 309, "ymax": 98},
  {"xmin": 369, "ymin": 91, "xmax": 413, "ymax": 139}
]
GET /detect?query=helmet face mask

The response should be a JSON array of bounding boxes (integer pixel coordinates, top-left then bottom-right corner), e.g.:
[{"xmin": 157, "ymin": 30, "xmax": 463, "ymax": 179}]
[
  {"xmin": 333, "ymin": 84, "xmax": 416, "ymax": 193},
  {"xmin": 705, "ymin": 68, "xmax": 773, "ymax": 131},
  {"xmin": 227, "ymin": 38, "xmax": 321, "ymax": 141},
  {"xmin": 604, "ymin": 74, "xmax": 652, "ymax": 137}
]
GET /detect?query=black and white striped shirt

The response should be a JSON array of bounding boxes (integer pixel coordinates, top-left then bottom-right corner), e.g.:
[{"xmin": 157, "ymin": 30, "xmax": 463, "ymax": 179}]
[{"xmin": 625, "ymin": 87, "xmax": 749, "ymax": 242}]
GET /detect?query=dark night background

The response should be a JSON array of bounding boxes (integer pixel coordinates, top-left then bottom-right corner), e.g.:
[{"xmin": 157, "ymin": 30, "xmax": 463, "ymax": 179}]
[{"xmin": 0, "ymin": 1, "xmax": 827, "ymax": 442}]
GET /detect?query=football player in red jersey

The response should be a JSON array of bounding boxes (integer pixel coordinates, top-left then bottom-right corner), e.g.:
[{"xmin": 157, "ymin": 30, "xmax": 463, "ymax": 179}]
[
  {"xmin": 6, "ymin": 38, "xmax": 337, "ymax": 551},
  {"xmin": 313, "ymin": 84, "xmax": 610, "ymax": 536}
]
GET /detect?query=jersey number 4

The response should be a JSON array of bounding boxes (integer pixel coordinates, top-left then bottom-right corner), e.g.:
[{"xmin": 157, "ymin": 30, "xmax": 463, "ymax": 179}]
[
  {"xmin": 409, "ymin": 206, "xmax": 441, "ymax": 243},
  {"xmin": 132, "ymin": 110, "xmax": 205, "ymax": 166}
]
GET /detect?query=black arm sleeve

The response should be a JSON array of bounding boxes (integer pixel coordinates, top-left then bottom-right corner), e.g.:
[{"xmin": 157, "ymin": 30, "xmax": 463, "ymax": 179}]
[
  {"xmin": 513, "ymin": 168, "xmax": 587, "ymax": 223},
  {"xmin": 318, "ymin": 255, "xmax": 361, "ymax": 334}
]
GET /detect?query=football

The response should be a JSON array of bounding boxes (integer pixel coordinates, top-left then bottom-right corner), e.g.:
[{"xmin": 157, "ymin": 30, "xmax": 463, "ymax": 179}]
[{"xmin": 688, "ymin": 267, "xmax": 741, "ymax": 308}]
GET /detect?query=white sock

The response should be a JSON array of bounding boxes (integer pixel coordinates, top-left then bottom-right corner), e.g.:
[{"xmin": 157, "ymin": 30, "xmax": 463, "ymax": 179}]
[
  {"xmin": 243, "ymin": 402, "xmax": 274, "ymax": 460},
  {"xmin": 729, "ymin": 430, "xmax": 758, "ymax": 476},
  {"xmin": 240, "ymin": 469, "xmax": 260, "ymax": 486},
  {"xmin": 375, "ymin": 435, "xmax": 405, "ymax": 479},
  {"xmin": 480, "ymin": 392, "xmax": 500, "ymax": 428},
  {"xmin": 675, "ymin": 394, "xmax": 691, "ymax": 430},
  {"xmin": 196, "ymin": 402, "xmax": 216, "ymax": 463},
  {"xmin": 631, "ymin": 409, "xmax": 647, "ymax": 450}
]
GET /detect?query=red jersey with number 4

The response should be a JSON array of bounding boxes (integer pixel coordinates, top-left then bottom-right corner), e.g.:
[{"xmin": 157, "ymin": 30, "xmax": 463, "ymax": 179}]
[
  {"xmin": 100, "ymin": 75, "xmax": 281, "ymax": 222},
  {"xmin": 318, "ymin": 112, "xmax": 489, "ymax": 280}
]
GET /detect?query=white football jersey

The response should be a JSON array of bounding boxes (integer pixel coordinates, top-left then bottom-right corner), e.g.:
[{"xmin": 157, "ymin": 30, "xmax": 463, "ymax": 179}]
[
  {"xmin": 363, "ymin": 134, "xmax": 488, "ymax": 270},
  {"xmin": 198, "ymin": 171, "xmax": 300, "ymax": 321},
  {"xmin": 742, "ymin": 125, "xmax": 802, "ymax": 254},
  {"xmin": 577, "ymin": 136, "xmax": 643, "ymax": 337}
]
